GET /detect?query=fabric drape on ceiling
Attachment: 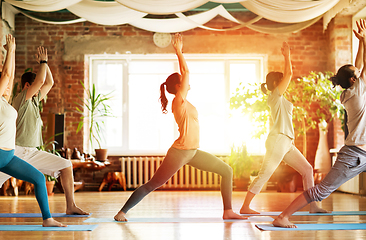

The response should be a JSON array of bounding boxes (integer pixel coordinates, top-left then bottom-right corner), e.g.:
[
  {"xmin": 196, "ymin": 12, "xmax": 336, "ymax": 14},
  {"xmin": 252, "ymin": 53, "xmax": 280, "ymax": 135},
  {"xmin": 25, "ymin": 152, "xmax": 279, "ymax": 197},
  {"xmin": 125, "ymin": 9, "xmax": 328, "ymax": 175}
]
[
  {"xmin": 240, "ymin": 0, "xmax": 341, "ymax": 23},
  {"xmin": 115, "ymin": 0, "xmax": 210, "ymax": 15},
  {"xmin": 67, "ymin": 1, "xmax": 147, "ymax": 25},
  {"xmin": 5, "ymin": 0, "xmax": 81, "ymax": 12},
  {"xmin": 4, "ymin": 0, "xmax": 348, "ymax": 33}
]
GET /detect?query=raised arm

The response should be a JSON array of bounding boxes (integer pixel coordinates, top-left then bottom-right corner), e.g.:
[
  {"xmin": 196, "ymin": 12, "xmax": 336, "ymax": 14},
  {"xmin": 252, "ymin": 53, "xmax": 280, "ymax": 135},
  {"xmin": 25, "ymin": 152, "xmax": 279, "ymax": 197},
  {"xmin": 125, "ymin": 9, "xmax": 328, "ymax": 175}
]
[
  {"xmin": 25, "ymin": 46, "xmax": 48, "ymax": 100},
  {"xmin": 0, "ymin": 34, "xmax": 16, "ymax": 101},
  {"xmin": 172, "ymin": 33, "xmax": 190, "ymax": 99},
  {"xmin": 39, "ymin": 63, "xmax": 54, "ymax": 101},
  {"xmin": 354, "ymin": 19, "xmax": 366, "ymax": 83},
  {"xmin": 354, "ymin": 20, "xmax": 364, "ymax": 71},
  {"xmin": 277, "ymin": 42, "xmax": 293, "ymax": 95}
]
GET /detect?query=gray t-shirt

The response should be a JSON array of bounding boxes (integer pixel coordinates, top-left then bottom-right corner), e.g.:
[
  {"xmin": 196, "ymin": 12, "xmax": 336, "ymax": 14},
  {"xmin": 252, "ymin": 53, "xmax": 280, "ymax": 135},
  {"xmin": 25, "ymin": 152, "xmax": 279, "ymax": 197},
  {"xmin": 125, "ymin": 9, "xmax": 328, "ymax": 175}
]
[
  {"xmin": 341, "ymin": 77, "xmax": 366, "ymax": 145},
  {"xmin": 12, "ymin": 89, "xmax": 43, "ymax": 148},
  {"xmin": 267, "ymin": 87, "xmax": 294, "ymax": 139},
  {"xmin": 0, "ymin": 96, "xmax": 17, "ymax": 149}
]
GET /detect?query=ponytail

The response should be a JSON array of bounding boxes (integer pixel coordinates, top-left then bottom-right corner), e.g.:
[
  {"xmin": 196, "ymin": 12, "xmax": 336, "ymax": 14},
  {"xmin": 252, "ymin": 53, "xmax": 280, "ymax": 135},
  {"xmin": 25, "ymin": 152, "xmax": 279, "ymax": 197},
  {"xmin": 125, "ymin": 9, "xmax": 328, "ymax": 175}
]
[
  {"xmin": 159, "ymin": 83, "xmax": 168, "ymax": 114},
  {"xmin": 330, "ymin": 75, "xmax": 339, "ymax": 88},
  {"xmin": 261, "ymin": 83, "xmax": 269, "ymax": 95}
]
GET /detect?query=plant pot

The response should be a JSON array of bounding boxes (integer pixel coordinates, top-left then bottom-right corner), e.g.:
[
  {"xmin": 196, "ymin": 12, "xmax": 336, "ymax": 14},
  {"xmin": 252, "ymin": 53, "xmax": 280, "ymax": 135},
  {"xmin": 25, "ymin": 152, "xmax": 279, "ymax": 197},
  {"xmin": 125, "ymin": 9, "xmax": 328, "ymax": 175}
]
[
  {"xmin": 233, "ymin": 177, "xmax": 249, "ymax": 191},
  {"xmin": 45, "ymin": 181, "xmax": 55, "ymax": 196},
  {"xmin": 95, "ymin": 149, "xmax": 108, "ymax": 161}
]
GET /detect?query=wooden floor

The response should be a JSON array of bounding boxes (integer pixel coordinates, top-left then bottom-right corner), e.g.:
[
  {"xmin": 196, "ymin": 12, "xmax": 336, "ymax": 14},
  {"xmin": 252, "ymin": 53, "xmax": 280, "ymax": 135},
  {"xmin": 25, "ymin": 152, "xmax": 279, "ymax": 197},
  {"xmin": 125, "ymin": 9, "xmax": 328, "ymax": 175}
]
[{"xmin": 0, "ymin": 190, "xmax": 366, "ymax": 240}]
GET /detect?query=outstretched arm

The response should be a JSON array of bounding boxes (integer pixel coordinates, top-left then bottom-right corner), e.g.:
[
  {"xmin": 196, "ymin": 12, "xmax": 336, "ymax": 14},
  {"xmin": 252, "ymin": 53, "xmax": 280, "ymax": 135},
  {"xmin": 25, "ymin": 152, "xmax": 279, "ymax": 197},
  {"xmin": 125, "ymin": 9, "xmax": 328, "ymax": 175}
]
[
  {"xmin": 354, "ymin": 20, "xmax": 364, "ymax": 71},
  {"xmin": 39, "ymin": 64, "xmax": 54, "ymax": 101},
  {"xmin": 0, "ymin": 34, "xmax": 16, "ymax": 102},
  {"xmin": 172, "ymin": 33, "xmax": 190, "ymax": 99},
  {"xmin": 25, "ymin": 46, "xmax": 48, "ymax": 100},
  {"xmin": 277, "ymin": 42, "xmax": 293, "ymax": 95},
  {"xmin": 354, "ymin": 19, "xmax": 366, "ymax": 84}
]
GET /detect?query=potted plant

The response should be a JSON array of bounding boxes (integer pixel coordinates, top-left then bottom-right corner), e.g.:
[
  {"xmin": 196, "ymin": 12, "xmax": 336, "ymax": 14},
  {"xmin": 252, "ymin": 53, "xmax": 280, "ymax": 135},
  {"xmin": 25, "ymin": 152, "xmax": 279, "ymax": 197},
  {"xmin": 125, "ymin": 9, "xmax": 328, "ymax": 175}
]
[
  {"xmin": 76, "ymin": 81, "xmax": 113, "ymax": 161},
  {"xmin": 228, "ymin": 144, "xmax": 253, "ymax": 190}
]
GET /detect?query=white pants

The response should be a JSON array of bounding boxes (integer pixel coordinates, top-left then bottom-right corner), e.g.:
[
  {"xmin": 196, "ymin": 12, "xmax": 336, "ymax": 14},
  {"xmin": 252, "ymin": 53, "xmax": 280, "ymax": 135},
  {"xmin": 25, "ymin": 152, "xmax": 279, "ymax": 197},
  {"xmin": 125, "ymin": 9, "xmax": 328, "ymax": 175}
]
[
  {"xmin": 249, "ymin": 134, "xmax": 314, "ymax": 194},
  {"xmin": 0, "ymin": 146, "xmax": 72, "ymax": 187}
]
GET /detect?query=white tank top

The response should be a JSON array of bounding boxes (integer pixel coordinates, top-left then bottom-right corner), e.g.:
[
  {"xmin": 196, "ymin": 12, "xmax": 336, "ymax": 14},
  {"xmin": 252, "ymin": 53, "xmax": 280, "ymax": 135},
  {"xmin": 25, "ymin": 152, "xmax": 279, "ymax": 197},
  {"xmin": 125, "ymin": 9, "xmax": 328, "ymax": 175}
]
[
  {"xmin": 341, "ymin": 77, "xmax": 366, "ymax": 145},
  {"xmin": 267, "ymin": 87, "xmax": 294, "ymax": 139},
  {"xmin": 0, "ymin": 96, "xmax": 17, "ymax": 149}
]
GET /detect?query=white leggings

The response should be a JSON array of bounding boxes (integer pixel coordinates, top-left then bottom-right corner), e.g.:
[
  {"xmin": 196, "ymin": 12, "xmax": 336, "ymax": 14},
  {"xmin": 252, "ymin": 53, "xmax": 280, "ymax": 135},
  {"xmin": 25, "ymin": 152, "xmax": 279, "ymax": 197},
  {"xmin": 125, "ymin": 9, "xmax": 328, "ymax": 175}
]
[{"xmin": 249, "ymin": 134, "xmax": 314, "ymax": 194}]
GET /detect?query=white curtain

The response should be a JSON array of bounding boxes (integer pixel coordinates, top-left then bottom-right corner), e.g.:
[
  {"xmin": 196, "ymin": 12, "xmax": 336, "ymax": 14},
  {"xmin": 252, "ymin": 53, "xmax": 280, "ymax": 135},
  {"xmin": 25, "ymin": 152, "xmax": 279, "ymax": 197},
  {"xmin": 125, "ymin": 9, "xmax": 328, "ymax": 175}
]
[
  {"xmin": 115, "ymin": 0, "xmax": 210, "ymax": 15},
  {"xmin": 4, "ymin": 0, "xmax": 347, "ymax": 33},
  {"xmin": 240, "ymin": 0, "xmax": 341, "ymax": 23},
  {"xmin": 67, "ymin": 1, "xmax": 147, "ymax": 26},
  {"xmin": 5, "ymin": 0, "xmax": 82, "ymax": 12}
]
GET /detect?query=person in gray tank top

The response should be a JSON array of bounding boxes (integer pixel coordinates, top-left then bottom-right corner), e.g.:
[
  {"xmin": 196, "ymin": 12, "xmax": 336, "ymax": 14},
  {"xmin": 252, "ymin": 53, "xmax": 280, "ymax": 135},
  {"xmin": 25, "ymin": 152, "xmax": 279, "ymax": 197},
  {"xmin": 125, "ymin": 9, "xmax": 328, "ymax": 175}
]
[
  {"xmin": 273, "ymin": 19, "xmax": 366, "ymax": 228},
  {"xmin": 240, "ymin": 42, "xmax": 327, "ymax": 215},
  {"xmin": 0, "ymin": 46, "xmax": 88, "ymax": 216},
  {"xmin": 0, "ymin": 34, "xmax": 65, "ymax": 227}
]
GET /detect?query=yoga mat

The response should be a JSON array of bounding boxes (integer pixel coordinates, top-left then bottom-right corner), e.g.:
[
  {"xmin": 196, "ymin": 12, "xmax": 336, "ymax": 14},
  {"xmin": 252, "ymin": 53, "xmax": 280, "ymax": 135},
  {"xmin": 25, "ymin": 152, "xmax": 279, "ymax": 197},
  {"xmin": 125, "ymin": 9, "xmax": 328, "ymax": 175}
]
[
  {"xmin": 84, "ymin": 216, "xmax": 274, "ymax": 223},
  {"xmin": 0, "ymin": 224, "xmax": 98, "ymax": 231},
  {"xmin": 256, "ymin": 223, "xmax": 366, "ymax": 231},
  {"xmin": 241, "ymin": 211, "xmax": 366, "ymax": 216},
  {"xmin": 0, "ymin": 213, "xmax": 92, "ymax": 218}
]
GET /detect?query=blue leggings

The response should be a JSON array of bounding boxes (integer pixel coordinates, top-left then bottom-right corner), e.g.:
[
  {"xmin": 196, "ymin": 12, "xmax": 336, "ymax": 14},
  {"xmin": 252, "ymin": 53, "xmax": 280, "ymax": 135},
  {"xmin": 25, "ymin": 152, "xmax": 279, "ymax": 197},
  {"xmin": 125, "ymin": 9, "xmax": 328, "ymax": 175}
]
[{"xmin": 0, "ymin": 149, "xmax": 51, "ymax": 220}]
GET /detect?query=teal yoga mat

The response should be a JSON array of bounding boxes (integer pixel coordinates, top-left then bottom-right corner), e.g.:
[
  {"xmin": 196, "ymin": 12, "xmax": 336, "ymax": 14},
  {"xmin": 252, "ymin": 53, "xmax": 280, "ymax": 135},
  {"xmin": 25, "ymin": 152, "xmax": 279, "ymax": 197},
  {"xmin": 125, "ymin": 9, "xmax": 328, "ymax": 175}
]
[
  {"xmin": 0, "ymin": 224, "xmax": 98, "ymax": 231},
  {"xmin": 84, "ymin": 216, "xmax": 274, "ymax": 223},
  {"xmin": 0, "ymin": 213, "xmax": 92, "ymax": 218},
  {"xmin": 241, "ymin": 211, "xmax": 366, "ymax": 216},
  {"xmin": 256, "ymin": 223, "xmax": 366, "ymax": 231}
]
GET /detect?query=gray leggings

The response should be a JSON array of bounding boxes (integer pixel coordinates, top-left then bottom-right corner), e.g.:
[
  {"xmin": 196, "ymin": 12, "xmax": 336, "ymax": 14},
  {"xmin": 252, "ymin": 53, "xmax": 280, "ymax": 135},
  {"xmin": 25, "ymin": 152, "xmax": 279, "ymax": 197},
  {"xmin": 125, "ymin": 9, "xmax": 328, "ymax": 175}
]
[
  {"xmin": 121, "ymin": 147, "xmax": 233, "ymax": 213},
  {"xmin": 305, "ymin": 145, "xmax": 366, "ymax": 202}
]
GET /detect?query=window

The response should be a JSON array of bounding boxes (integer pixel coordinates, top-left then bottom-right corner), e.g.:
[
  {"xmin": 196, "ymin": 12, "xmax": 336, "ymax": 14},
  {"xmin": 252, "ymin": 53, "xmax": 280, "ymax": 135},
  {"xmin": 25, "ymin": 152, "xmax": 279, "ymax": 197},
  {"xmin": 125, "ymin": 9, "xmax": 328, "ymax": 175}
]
[{"xmin": 88, "ymin": 54, "xmax": 265, "ymax": 156}]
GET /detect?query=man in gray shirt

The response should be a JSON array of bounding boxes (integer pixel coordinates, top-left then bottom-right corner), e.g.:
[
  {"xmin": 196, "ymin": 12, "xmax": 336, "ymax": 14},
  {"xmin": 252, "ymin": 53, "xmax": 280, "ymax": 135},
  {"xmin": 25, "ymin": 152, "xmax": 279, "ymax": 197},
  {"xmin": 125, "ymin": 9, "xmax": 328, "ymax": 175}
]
[{"xmin": 0, "ymin": 46, "xmax": 87, "ymax": 215}]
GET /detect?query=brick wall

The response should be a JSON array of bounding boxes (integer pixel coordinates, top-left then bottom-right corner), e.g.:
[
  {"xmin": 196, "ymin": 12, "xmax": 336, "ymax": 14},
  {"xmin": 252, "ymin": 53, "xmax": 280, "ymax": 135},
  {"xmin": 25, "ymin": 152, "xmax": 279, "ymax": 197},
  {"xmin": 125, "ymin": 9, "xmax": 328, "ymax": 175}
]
[{"xmin": 11, "ymin": 12, "xmax": 348, "ymax": 189}]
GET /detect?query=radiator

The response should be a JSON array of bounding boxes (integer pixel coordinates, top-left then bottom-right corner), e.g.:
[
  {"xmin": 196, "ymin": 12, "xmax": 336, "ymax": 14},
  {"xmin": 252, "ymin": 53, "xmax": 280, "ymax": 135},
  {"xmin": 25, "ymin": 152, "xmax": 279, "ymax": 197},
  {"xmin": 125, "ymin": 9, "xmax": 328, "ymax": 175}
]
[{"xmin": 120, "ymin": 156, "xmax": 228, "ymax": 189}]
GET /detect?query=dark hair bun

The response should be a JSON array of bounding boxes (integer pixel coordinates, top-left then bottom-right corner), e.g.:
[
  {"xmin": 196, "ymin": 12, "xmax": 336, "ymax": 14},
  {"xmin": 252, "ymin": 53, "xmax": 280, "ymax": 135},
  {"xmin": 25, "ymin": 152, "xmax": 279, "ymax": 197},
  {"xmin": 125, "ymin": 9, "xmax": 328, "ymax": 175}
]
[
  {"xmin": 330, "ymin": 75, "xmax": 338, "ymax": 88},
  {"xmin": 261, "ymin": 83, "xmax": 269, "ymax": 95}
]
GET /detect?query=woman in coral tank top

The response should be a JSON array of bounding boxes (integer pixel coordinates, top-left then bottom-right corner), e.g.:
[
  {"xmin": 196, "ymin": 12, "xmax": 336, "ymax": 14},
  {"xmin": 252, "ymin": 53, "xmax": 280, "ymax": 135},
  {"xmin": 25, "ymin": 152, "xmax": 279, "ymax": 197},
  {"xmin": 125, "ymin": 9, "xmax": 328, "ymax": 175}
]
[{"xmin": 114, "ymin": 33, "xmax": 245, "ymax": 222}]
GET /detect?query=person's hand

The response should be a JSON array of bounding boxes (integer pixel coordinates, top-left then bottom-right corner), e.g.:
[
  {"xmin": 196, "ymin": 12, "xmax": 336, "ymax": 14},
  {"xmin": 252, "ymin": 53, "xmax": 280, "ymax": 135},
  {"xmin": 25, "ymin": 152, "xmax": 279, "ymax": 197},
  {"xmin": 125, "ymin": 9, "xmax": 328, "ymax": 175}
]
[
  {"xmin": 281, "ymin": 41, "xmax": 290, "ymax": 58},
  {"xmin": 3, "ymin": 34, "xmax": 15, "ymax": 52},
  {"xmin": 172, "ymin": 33, "xmax": 183, "ymax": 52},
  {"xmin": 35, "ymin": 46, "xmax": 48, "ymax": 63},
  {"xmin": 354, "ymin": 19, "xmax": 366, "ymax": 40}
]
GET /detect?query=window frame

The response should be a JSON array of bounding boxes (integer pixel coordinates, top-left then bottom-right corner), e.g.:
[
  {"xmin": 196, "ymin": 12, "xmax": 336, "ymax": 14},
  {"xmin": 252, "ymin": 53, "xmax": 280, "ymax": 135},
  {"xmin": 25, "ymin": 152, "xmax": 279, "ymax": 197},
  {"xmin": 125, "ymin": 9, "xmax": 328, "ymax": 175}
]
[{"xmin": 87, "ymin": 53, "xmax": 266, "ymax": 156}]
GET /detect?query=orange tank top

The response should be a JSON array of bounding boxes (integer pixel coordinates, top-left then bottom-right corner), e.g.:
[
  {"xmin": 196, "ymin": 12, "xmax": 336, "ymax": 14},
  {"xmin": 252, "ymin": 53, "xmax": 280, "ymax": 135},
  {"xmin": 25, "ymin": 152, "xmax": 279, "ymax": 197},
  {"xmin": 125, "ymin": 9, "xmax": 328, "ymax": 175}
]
[{"xmin": 171, "ymin": 92, "xmax": 200, "ymax": 149}]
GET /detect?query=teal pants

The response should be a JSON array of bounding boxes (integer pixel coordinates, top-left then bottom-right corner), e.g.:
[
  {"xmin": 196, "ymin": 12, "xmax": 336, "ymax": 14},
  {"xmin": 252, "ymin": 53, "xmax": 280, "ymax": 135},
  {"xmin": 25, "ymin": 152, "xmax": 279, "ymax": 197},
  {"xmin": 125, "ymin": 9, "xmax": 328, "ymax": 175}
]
[{"xmin": 0, "ymin": 149, "xmax": 51, "ymax": 220}]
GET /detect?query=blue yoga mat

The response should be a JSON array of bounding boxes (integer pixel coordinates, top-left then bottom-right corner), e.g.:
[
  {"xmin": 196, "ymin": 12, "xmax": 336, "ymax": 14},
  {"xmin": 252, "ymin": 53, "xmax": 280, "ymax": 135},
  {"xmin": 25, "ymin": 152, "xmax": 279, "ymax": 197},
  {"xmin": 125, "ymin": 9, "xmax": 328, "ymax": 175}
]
[
  {"xmin": 0, "ymin": 224, "xmax": 98, "ymax": 231},
  {"xmin": 256, "ymin": 223, "xmax": 366, "ymax": 231},
  {"xmin": 0, "ymin": 213, "xmax": 92, "ymax": 218},
  {"xmin": 84, "ymin": 216, "xmax": 274, "ymax": 223},
  {"xmin": 241, "ymin": 211, "xmax": 366, "ymax": 216}
]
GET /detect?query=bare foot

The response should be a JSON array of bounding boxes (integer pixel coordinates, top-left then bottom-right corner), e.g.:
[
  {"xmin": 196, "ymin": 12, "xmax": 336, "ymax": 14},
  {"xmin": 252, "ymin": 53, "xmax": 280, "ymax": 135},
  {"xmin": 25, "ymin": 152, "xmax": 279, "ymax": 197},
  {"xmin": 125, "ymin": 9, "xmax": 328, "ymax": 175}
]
[
  {"xmin": 272, "ymin": 215, "xmax": 297, "ymax": 228},
  {"xmin": 239, "ymin": 206, "xmax": 260, "ymax": 214},
  {"xmin": 309, "ymin": 203, "xmax": 330, "ymax": 213},
  {"xmin": 114, "ymin": 211, "xmax": 127, "ymax": 222},
  {"xmin": 66, "ymin": 205, "xmax": 89, "ymax": 215},
  {"xmin": 43, "ymin": 218, "xmax": 67, "ymax": 227},
  {"xmin": 223, "ymin": 209, "xmax": 247, "ymax": 220}
]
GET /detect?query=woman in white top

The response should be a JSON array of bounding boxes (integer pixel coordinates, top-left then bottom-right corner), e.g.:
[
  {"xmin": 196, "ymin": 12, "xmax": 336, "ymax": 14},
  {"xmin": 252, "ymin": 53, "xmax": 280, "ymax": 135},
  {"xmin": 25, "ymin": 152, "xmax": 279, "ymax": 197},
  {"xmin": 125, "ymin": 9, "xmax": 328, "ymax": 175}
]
[
  {"xmin": 0, "ymin": 34, "xmax": 65, "ymax": 227},
  {"xmin": 240, "ymin": 42, "xmax": 327, "ymax": 215},
  {"xmin": 273, "ymin": 19, "xmax": 366, "ymax": 228}
]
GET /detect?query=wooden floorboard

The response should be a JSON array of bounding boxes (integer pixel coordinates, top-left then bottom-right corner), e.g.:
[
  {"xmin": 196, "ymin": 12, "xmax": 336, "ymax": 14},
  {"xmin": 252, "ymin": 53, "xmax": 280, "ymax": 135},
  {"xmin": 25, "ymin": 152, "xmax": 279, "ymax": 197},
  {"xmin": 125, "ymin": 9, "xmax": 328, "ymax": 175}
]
[{"xmin": 0, "ymin": 190, "xmax": 366, "ymax": 239}]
